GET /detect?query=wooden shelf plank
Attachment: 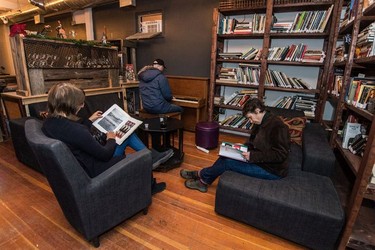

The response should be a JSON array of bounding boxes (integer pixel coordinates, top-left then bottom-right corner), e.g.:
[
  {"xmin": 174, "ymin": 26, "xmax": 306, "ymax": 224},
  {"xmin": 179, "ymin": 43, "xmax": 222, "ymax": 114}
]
[{"xmin": 334, "ymin": 138, "xmax": 362, "ymax": 175}]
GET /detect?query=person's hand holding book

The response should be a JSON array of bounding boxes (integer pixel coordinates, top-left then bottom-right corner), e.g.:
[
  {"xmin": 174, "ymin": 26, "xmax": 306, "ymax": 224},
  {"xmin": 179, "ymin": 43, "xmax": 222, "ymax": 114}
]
[
  {"xmin": 242, "ymin": 151, "xmax": 250, "ymax": 162},
  {"xmin": 106, "ymin": 131, "xmax": 116, "ymax": 140},
  {"xmin": 89, "ymin": 111, "xmax": 103, "ymax": 122}
]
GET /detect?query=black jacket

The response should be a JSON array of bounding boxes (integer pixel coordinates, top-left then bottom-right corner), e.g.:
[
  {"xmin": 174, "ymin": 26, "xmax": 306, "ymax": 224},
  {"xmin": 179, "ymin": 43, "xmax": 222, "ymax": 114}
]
[
  {"xmin": 42, "ymin": 116, "xmax": 124, "ymax": 178},
  {"xmin": 247, "ymin": 112, "xmax": 290, "ymax": 177}
]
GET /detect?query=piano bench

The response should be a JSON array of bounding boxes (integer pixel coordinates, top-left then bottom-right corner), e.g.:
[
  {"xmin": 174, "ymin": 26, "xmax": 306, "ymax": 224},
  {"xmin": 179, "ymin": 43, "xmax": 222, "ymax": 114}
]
[{"xmin": 138, "ymin": 109, "xmax": 182, "ymax": 120}]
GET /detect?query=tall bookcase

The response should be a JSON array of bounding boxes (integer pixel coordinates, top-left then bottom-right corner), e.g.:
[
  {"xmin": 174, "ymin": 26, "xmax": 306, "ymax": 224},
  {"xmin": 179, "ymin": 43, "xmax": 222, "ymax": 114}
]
[
  {"xmin": 208, "ymin": 0, "xmax": 342, "ymax": 133},
  {"xmin": 328, "ymin": 0, "xmax": 375, "ymax": 248}
]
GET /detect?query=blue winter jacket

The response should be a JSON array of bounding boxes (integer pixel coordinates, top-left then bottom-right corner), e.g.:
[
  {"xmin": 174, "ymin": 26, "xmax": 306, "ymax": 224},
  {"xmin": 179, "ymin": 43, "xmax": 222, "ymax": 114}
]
[{"xmin": 138, "ymin": 68, "xmax": 174, "ymax": 113}]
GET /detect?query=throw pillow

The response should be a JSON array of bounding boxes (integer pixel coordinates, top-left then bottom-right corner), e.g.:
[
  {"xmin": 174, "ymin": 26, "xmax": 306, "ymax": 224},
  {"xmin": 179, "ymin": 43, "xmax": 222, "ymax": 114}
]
[{"xmin": 281, "ymin": 116, "xmax": 307, "ymax": 146}]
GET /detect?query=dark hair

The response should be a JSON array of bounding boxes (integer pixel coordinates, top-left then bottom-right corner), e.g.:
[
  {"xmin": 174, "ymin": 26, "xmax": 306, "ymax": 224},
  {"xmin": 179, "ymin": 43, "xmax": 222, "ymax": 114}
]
[
  {"xmin": 47, "ymin": 83, "xmax": 85, "ymax": 120},
  {"xmin": 242, "ymin": 98, "xmax": 265, "ymax": 116}
]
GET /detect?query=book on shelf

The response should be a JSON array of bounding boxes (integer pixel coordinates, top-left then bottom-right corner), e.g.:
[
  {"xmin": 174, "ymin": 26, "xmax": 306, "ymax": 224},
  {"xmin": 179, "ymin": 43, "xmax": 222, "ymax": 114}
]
[
  {"xmin": 272, "ymin": 95, "xmax": 317, "ymax": 117},
  {"xmin": 341, "ymin": 121, "xmax": 362, "ymax": 149},
  {"xmin": 348, "ymin": 134, "xmax": 368, "ymax": 155},
  {"xmin": 345, "ymin": 77, "xmax": 375, "ymax": 108},
  {"xmin": 218, "ymin": 142, "xmax": 248, "ymax": 162},
  {"xmin": 92, "ymin": 104, "xmax": 142, "ymax": 145}
]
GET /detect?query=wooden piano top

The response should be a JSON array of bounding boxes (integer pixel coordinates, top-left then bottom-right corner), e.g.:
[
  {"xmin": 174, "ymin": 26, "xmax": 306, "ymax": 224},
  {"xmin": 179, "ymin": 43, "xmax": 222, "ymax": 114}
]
[{"xmin": 172, "ymin": 95, "xmax": 206, "ymax": 108}]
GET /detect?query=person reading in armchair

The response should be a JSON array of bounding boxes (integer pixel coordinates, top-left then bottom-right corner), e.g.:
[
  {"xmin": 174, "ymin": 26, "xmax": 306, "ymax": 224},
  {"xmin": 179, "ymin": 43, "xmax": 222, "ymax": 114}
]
[
  {"xmin": 42, "ymin": 83, "xmax": 173, "ymax": 194},
  {"xmin": 180, "ymin": 98, "xmax": 291, "ymax": 192}
]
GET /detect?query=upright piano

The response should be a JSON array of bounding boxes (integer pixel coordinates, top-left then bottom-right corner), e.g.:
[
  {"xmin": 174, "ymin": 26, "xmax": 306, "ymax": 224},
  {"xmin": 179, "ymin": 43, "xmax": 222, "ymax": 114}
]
[{"xmin": 167, "ymin": 76, "xmax": 209, "ymax": 131}]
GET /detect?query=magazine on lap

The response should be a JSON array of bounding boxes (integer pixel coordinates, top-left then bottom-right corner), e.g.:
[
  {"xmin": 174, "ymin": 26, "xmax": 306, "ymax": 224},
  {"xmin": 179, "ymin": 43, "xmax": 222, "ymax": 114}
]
[
  {"xmin": 219, "ymin": 142, "xmax": 248, "ymax": 162},
  {"xmin": 92, "ymin": 104, "xmax": 142, "ymax": 145}
]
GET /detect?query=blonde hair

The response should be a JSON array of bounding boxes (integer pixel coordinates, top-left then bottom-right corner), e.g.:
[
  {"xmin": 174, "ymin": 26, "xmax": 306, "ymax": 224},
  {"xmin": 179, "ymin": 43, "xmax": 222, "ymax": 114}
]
[{"xmin": 47, "ymin": 83, "xmax": 85, "ymax": 120}]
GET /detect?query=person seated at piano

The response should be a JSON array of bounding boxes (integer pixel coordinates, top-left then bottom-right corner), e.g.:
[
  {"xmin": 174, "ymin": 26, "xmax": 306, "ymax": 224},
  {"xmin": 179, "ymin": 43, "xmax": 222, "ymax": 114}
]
[{"xmin": 138, "ymin": 59, "xmax": 183, "ymax": 114}]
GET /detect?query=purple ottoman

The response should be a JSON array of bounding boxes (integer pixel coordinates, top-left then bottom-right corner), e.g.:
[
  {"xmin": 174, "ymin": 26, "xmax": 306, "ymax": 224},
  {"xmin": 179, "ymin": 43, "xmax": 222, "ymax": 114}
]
[{"xmin": 195, "ymin": 121, "xmax": 219, "ymax": 149}]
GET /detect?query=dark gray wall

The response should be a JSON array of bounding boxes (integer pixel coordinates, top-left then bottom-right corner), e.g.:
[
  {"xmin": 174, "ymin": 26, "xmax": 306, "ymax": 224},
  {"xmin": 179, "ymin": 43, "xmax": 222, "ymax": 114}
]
[{"xmin": 93, "ymin": 0, "xmax": 219, "ymax": 77}]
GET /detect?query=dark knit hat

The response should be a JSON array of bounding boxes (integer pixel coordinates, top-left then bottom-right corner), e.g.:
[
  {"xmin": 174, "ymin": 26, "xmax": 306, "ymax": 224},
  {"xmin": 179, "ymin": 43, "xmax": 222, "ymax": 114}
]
[{"xmin": 153, "ymin": 58, "xmax": 166, "ymax": 68}]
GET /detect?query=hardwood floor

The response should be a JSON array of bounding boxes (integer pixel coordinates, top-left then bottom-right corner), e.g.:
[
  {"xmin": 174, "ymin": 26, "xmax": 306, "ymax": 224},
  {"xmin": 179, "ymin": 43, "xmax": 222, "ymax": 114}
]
[{"xmin": 0, "ymin": 131, "xmax": 306, "ymax": 249}]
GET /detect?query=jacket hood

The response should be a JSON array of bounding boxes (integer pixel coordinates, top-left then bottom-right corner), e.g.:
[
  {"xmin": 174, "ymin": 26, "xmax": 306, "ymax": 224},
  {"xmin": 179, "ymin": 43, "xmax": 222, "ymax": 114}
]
[{"xmin": 138, "ymin": 67, "xmax": 162, "ymax": 83}]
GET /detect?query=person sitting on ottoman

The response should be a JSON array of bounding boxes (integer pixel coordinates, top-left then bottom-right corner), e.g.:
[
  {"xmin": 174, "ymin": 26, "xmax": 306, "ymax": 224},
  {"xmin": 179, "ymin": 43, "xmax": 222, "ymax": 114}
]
[{"xmin": 180, "ymin": 98, "xmax": 290, "ymax": 192}]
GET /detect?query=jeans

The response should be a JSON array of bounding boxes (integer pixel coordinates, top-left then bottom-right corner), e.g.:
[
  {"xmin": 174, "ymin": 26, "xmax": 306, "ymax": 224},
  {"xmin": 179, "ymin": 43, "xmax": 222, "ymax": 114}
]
[
  {"xmin": 113, "ymin": 133, "xmax": 146, "ymax": 157},
  {"xmin": 199, "ymin": 157, "xmax": 281, "ymax": 185}
]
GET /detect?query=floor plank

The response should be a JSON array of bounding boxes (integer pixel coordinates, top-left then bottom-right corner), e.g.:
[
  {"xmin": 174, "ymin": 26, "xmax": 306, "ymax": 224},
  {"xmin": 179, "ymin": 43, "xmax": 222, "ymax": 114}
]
[{"xmin": 0, "ymin": 131, "xmax": 306, "ymax": 249}]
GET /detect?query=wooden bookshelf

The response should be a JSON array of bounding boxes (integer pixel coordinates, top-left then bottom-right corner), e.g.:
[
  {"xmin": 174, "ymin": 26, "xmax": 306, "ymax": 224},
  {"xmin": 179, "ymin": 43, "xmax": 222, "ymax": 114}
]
[
  {"xmin": 328, "ymin": 0, "xmax": 375, "ymax": 248},
  {"xmin": 209, "ymin": 0, "xmax": 342, "ymax": 133}
]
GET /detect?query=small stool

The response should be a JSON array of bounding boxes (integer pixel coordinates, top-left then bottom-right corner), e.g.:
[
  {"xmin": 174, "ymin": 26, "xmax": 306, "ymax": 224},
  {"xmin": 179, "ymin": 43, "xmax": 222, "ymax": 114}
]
[{"xmin": 195, "ymin": 121, "xmax": 219, "ymax": 149}]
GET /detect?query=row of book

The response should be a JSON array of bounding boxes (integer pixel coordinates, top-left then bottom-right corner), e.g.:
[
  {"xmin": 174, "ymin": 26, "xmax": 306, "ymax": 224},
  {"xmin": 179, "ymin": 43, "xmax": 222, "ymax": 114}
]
[
  {"xmin": 218, "ymin": 48, "xmax": 262, "ymax": 60},
  {"xmin": 273, "ymin": 95, "xmax": 317, "ymax": 117},
  {"xmin": 217, "ymin": 14, "xmax": 266, "ymax": 35},
  {"xmin": 223, "ymin": 89, "xmax": 259, "ymax": 107},
  {"xmin": 219, "ymin": 0, "xmax": 332, "ymax": 10},
  {"xmin": 355, "ymin": 22, "xmax": 375, "ymax": 59},
  {"xmin": 219, "ymin": 0, "xmax": 266, "ymax": 10},
  {"xmin": 219, "ymin": 113, "xmax": 253, "ymax": 129},
  {"xmin": 267, "ymin": 43, "xmax": 325, "ymax": 62},
  {"xmin": 217, "ymin": 64, "xmax": 261, "ymax": 85},
  {"xmin": 271, "ymin": 5, "xmax": 333, "ymax": 33},
  {"xmin": 344, "ymin": 77, "xmax": 375, "ymax": 110},
  {"xmin": 265, "ymin": 69, "xmax": 313, "ymax": 89}
]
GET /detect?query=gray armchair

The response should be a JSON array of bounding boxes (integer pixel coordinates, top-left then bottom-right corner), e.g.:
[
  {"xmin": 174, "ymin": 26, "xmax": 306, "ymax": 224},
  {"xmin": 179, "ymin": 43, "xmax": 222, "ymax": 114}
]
[{"xmin": 24, "ymin": 119, "xmax": 152, "ymax": 247}]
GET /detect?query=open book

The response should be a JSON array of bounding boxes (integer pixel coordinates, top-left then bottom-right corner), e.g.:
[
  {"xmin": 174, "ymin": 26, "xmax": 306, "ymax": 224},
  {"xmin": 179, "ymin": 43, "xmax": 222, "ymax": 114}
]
[
  {"xmin": 218, "ymin": 142, "xmax": 248, "ymax": 162},
  {"xmin": 92, "ymin": 104, "xmax": 142, "ymax": 145}
]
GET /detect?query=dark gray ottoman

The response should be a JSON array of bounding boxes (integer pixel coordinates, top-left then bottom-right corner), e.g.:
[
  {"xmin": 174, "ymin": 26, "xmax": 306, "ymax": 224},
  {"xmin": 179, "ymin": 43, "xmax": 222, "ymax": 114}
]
[{"xmin": 215, "ymin": 171, "xmax": 344, "ymax": 250}]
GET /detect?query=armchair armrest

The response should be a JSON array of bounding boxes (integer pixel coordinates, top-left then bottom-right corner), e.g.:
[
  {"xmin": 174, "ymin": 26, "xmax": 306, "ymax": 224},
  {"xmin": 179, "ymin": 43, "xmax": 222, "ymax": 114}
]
[{"xmin": 302, "ymin": 123, "xmax": 335, "ymax": 177}]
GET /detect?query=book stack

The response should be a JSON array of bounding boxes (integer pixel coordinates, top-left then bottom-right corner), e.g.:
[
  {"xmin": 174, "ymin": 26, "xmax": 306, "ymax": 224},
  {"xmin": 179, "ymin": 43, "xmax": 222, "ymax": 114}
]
[
  {"xmin": 217, "ymin": 67, "xmax": 238, "ymax": 83},
  {"xmin": 348, "ymin": 134, "xmax": 368, "ymax": 156},
  {"xmin": 217, "ymin": 13, "xmax": 266, "ymax": 35},
  {"xmin": 218, "ymin": 52, "xmax": 243, "ymax": 59},
  {"xmin": 265, "ymin": 69, "xmax": 313, "ymax": 89},
  {"xmin": 271, "ymin": 22, "xmax": 293, "ymax": 33},
  {"xmin": 293, "ymin": 96, "xmax": 317, "ymax": 117},
  {"xmin": 237, "ymin": 63, "xmax": 261, "ymax": 85},
  {"xmin": 219, "ymin": 114, "xmax": 253, "ymax": 129},
  {"xmin": 301, "ymin": 50, "xmax": 326, "ymax": 63},
  {"xmin": 233, "ymin": 21, "xmax": 252, "ymax": 34},
  {"xmin": 355, "ymin": 22, "xmax": 375, "ymax": 59},
  {"xmin": 240, "ymin": 48, "xmax": 260, "ymax": 60},
  {"xmin": 344, "ymin": 77, "xmax": 375, "ymax": 109}
]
